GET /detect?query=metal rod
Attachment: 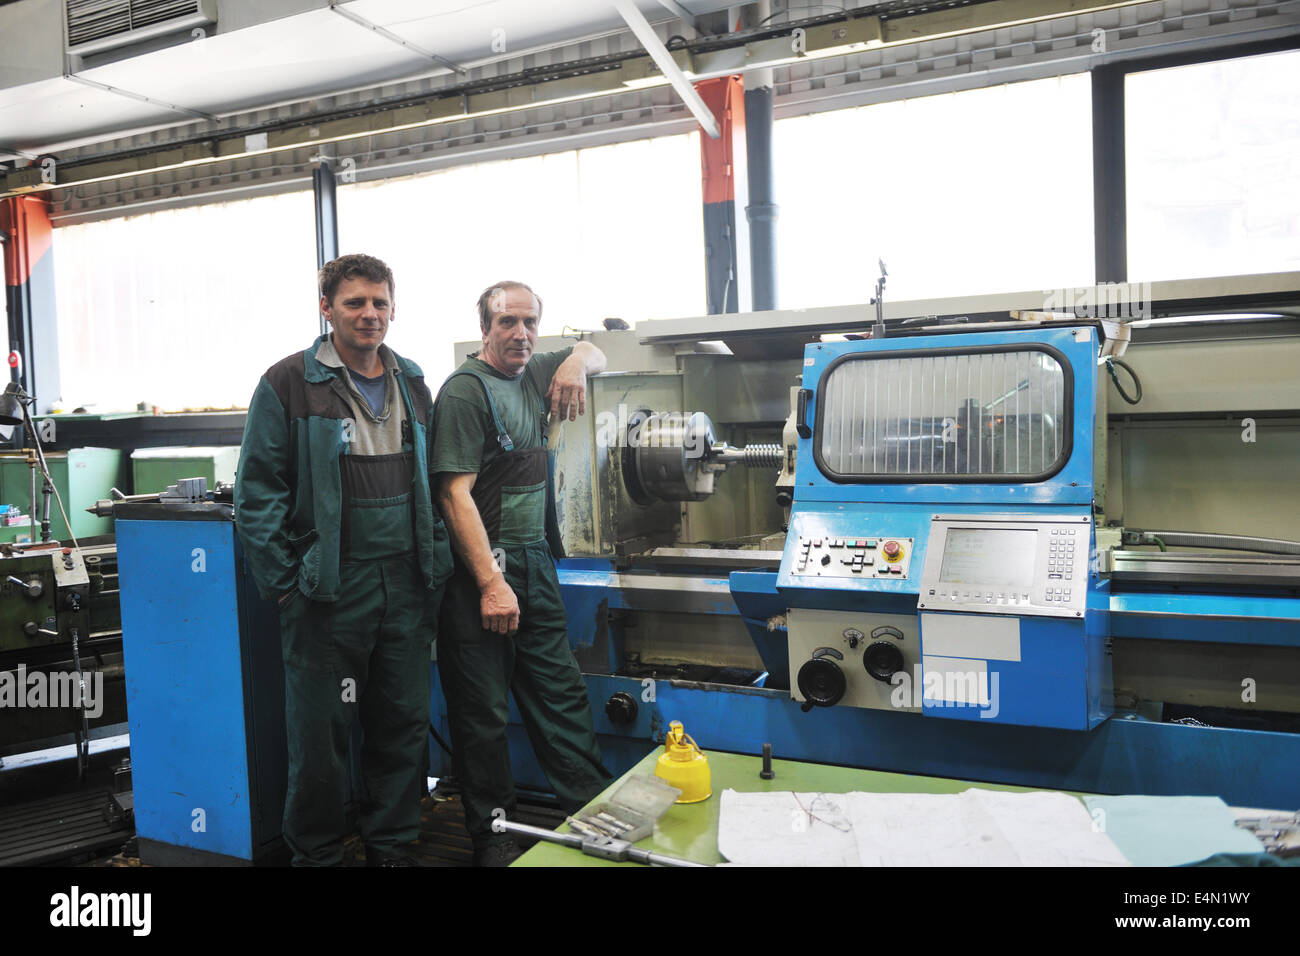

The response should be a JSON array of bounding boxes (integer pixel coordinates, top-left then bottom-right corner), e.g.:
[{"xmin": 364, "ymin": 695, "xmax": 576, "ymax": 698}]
[
  {"xmin": 614, "ymin": 0, "xmax": 721, "ymax": 139},
  {"xmin": 492, "ymin": 818, "xmax": 707, "ymax": 867},
  {"xmin": 61, "ymin": 73, "xmax": 217, "ymax": 121},
  {"xmin": 327, "ymin": 1, "xmax": 466, "ymax": 74}
]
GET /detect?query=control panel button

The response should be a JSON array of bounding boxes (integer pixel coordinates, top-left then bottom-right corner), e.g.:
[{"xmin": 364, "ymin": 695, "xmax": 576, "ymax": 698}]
[{"xmin": 882, "ymin": 540, "xmax": 901, "ymax": 559}]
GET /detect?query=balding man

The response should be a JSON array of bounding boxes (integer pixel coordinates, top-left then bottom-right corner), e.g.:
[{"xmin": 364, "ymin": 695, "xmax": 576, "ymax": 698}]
[{"xmin": 431, "ymin": 281, "xmax": 611, "ymax": 867}]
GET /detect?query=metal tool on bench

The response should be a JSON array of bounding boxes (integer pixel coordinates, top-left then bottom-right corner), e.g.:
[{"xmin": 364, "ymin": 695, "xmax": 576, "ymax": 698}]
[{"xmin": 490, "ymin": 816, "xmax": 707, "ymax": 867}]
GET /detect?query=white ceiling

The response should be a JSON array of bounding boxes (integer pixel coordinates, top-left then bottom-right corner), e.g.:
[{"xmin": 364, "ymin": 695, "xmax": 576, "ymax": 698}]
[{"xmin": 0, "ymin": 0, "xmax": 734, "ymax": 155}]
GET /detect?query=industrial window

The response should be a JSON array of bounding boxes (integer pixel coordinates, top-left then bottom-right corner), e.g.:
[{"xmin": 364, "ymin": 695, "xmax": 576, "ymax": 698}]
[
  {"xmin": 1126, "ymin": 48, "xmax": 1300, "ymax": 282},
  {"xmin": 814, "ymin": 347, "xmax": 1071, "ymax": 483},
  {"xmin": 775, "ymin": 74, "xmax": 1094, "ymax": 306},
  {"xmin": 52, "ymin": 190, "xmax": 317, "ymax": 412},
  {"xmin": 336, "ymin": 133, "xmax": 706, "ymax": 386}
]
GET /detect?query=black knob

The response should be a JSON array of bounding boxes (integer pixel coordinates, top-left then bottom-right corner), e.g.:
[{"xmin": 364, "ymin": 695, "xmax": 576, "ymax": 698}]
[
  {"xmin": 604, "ymin": 692, "xmax": 638, "ymax": 725},
  {"xmin": 775, "ymin": 491, "xmax": 793, "ymax": 508},
  {"xmin": 23, "ymin": 620, "xmax": 38, "ymax": 637},
  {"xmin": 797, "ymin": 657, "xmax": 846, "ymax": 709},
  {"xmin": 864, "ymin": 641, "xmax": 906, "ymax": 683}
]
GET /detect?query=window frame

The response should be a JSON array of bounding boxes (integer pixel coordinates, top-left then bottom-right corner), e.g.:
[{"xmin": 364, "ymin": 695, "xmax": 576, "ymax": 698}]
[{"xmin": 1091, "ymin": 35, "xmax": 1300, "ymax": 283}]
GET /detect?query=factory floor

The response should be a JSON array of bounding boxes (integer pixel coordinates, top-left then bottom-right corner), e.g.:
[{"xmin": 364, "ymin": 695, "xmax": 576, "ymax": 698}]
[{"xmin": 90, "ymin": 787, "xmax": 564, "ymax": 867}]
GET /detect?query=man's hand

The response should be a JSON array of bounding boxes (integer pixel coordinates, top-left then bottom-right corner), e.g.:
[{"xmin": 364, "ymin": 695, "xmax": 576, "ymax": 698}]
[
  {"xmin": 544, "ymin": 341, "xmax": 607, "ymax": 422},
  {"xmin": 481, "ymin": 577, "xmax": 520, "ymax": 635},
  {"xmin": 545, "ymin": 356, "xmax": 587, "ymax": 422},
  {"xmin": 436, "ymin": 473, "xmax": 522, "ymax": 637}
]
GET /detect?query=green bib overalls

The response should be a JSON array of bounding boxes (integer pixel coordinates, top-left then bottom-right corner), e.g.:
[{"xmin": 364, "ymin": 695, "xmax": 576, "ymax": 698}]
[
  {"xmin": 436, "ymin": 369, "xmax": 611, "ymax": 848},
  {"xmin": 279, "ymin": 392, "xmax": 439, "ymax": 866}
]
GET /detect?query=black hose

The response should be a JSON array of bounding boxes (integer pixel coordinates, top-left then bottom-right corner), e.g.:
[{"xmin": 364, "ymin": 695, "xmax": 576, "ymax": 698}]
[
  {"xmin": 1134, "ymin": 531, "xmax": 1300, "ymax": 556},
  {"xmin": 429, "ymin": 722, "xmax": 453, "ymax": 757},
  {"xmin": 71, "ymin": 627, "xmax": 90, "ymax": 782},
  {"xmin": 1105, "ymin": 356, "xmax": 1142, "ymax": 405}
]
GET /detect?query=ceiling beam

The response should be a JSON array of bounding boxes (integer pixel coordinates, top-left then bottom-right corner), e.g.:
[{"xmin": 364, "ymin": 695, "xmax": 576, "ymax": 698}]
[
  {"xmin": 62, "ymin": 74, "xmax": 217, "ymax": 122},
  {"xmin": 615, "ymin": 0, "xmax": 719, "ymax": 139},
  {"xmin": 328, "ymin": 1, "xmax": 467, "ymax": 75},
  {"xmin": 0, "ymin": 0, "xmax": 1171, "ymax": 198}
]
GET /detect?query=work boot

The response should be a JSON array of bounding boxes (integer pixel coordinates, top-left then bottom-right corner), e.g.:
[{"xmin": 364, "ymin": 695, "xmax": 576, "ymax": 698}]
[
  {"xmin": 473, "ymin": 840, "xmax": 523, "ymax": 867},
  {"xmin": 366, "ymin": 846, "xmax": 419, "ymax": 867}
]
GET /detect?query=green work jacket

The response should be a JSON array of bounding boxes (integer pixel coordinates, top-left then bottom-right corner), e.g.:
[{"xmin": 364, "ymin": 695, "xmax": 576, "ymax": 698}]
[{"xmin": 234, "ymin": 334, "xmax": 454, "ymax": 603}]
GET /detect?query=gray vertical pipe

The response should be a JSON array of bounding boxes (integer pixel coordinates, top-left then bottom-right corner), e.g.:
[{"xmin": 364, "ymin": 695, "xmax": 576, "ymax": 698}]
[
  {"xmin": 313, "ymin": 160, "xmax": 340, "ymax": 336},
  {"xmin": 745, "ymin": 67, "xmax": 778, "ymax": 311}
]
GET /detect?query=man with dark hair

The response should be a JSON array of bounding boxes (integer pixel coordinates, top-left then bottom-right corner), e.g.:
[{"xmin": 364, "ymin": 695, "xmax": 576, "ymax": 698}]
[
  {"xmin": 235, "ymin": 253, "xmax": 453, "ymax": 867},
  {"xmin": 432, "ymin": 280, "xmax": 612, "ymax": 867}
]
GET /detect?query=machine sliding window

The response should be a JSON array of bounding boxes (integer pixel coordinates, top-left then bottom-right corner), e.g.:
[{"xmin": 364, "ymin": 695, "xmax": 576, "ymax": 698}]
[{"xmin": 814, "ymin": 345, "xmax": 1073, "ymax": 484}]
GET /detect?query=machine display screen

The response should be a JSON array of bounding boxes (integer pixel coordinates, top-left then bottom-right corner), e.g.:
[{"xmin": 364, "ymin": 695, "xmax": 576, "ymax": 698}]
[{"xmin": 939, "ymin": 528, "xmax": 1037, "ymax": 588}]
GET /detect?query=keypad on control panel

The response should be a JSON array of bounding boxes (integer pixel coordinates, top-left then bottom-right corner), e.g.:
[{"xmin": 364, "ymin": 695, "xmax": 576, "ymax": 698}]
[{"xmin": 794, "ymin": 534, "xmax": 909, "ymax": 579}]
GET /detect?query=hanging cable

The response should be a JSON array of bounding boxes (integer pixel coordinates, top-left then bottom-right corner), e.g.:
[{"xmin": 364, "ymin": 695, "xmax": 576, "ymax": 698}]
[{"xmin": 1105, "ymin": 356, "xmax": 1142, "ymax": 405}]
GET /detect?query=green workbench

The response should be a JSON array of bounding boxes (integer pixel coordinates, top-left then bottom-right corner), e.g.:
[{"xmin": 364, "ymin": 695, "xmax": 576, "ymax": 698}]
[{"xmin": 515, "ymin": 749, "xmax": 1061, "ymax": 867}]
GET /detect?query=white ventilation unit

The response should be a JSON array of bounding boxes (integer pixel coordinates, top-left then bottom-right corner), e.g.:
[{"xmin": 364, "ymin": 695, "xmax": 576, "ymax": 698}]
[{"xmin": 66, "ymin": 0, "xmax": 217, "ymax": 55}]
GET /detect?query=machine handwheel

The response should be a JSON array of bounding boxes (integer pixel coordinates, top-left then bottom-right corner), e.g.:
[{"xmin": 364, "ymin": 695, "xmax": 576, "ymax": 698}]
[
  {"xmin": 863, "ymin": 641, "xmax": 905, "ymax": 683},
  {"xmin": 797, "ymin": 658, "xmax": 846, "ymax": 709}
]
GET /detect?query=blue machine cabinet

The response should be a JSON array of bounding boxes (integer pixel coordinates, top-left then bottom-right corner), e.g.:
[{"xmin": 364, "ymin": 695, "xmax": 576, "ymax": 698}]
[{"xmin": 117, "ymin": 503, "xmax": 287, "ymax": 865}]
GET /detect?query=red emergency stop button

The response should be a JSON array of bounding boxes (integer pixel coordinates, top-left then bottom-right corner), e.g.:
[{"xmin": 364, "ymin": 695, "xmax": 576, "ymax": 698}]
[{"xmin": 882, "ymin": 540, "xmax": 902, "ymax": 560}]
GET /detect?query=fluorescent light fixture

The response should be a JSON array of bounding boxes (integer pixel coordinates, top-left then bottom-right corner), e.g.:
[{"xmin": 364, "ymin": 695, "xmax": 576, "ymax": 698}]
[
  {"xmin": 622, "ymin": 73, "xmax": 680, "ymax": 90},
  {"xmin": 1128, "ymin": 313, "xmax": 1287, "ymax": 327}
]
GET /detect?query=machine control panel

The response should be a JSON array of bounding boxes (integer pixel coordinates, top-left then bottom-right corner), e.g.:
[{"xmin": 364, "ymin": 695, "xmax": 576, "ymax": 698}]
[
  {"xmin": 917, "ymin": 513, "xmax": 1092, "ymax": 618},
  {"xmin": 787, "ymin": 609, "xmax": 920, "ymax": 713},
  {"xmin": 52, "ymin": 547, "xmax": 90, "ymax": 591},
  {"xmin": 792, "ymin": 535, "xmax": 915, "ymax": 580}
]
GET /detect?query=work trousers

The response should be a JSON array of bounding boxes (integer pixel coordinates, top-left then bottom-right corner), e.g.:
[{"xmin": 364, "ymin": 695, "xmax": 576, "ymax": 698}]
[
  {"xmin": 438, "ymin": 540, "xmax": 611, "ymax": 848},
  {"xmin": 279, "ymin": 557, "xmax": 438, "ymax": 866}
]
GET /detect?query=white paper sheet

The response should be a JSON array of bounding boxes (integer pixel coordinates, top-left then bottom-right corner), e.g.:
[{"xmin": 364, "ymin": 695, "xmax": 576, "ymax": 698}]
[{"xmin": 717, "ymin": 788, "xmax": 1130, "ymax": 867}]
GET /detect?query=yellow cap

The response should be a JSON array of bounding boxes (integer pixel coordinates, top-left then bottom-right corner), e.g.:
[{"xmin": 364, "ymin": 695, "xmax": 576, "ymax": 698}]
[{"xmin": 655, "ymin": 720, "xmax": 712, "ymax": 803}]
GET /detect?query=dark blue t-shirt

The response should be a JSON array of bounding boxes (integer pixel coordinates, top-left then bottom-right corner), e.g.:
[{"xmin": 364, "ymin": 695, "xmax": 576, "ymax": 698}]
[{"xmin": 347, "ymin": 367, "xmax": 388, "ymax": 417}]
